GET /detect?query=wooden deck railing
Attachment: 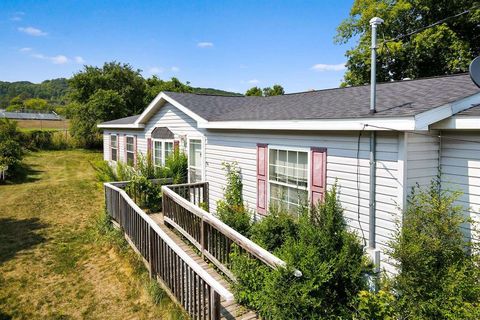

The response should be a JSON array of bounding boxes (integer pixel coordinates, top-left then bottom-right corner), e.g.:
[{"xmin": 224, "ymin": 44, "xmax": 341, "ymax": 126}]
[
  {"xmin": 162, "ymin": 182, "xmax": 301, "ymax": 281},
  {"xmin": 105, "ymin": 182, "xmax": 233, "ymax": 320}
]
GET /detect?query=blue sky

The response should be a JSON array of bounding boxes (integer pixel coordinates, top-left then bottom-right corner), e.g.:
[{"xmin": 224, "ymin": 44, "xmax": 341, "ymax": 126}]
[{"xmin": 0, "ymin": 0, "xmax": 355, "ymax": 93}]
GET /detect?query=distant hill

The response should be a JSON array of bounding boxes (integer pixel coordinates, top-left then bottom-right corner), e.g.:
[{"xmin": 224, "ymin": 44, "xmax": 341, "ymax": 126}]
[
  {"xmin": 192, "ymin": 87, "xmax": 243, "ymax": 96},
  {"xmin": 0, "ymin": 78, "xmax": 70, "ymax": 108},
  {"xmin": 0, "ymin": 78, "xmax": 242, "ymax": 109}
]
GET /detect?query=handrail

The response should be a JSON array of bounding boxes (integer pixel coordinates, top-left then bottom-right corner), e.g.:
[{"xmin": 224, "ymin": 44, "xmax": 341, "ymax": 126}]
[
  {"xmin": 105, "ymin": 182, "xmax": 234, "ymax": 301},
  {"xmin": 162, "ymin": 184, "xmax": 301, "ymax": 275}
]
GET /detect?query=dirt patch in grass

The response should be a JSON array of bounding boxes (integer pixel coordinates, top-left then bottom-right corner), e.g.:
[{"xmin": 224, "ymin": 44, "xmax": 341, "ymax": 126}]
[{"xmin": 0, "ymin": 150, "xmax": 182, "ymax": 320}]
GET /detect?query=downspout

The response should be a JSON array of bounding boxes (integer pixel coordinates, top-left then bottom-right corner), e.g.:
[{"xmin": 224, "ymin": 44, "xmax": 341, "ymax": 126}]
[{"xmin": 367, "ymin": 18, "xmax": 383, "ymax": 280}]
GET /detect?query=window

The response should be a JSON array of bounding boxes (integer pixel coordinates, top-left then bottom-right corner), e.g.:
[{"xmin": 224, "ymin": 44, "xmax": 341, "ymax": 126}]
[
  {"xmin": 126, "ymin": 136, "xmax": 135, "ymax": 164},
  {"xmin": 268, "ymin": 148, "xmax": 308, "ymax": 213},
  {"xmin": 110, "ymin": 135, "xmax": 118, "ymax": 161},
  {"xmin": 153, "ymin": 139, "xmax": 174, "ymax": 167},
  {"xmin": 188, "ymin": 139, "xmax": 203, "ymax": 183}
]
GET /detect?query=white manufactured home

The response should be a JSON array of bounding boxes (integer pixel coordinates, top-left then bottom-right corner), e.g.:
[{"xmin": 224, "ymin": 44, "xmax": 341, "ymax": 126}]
[{"xmin": 99, "ymin": 73, "xmax": 480, "ymax": 272}]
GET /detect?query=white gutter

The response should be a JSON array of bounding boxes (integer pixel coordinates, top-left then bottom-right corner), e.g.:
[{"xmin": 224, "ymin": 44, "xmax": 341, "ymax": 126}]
[
  {"xmin": 198, "ymin": 117, "xmax": 416, "ymax": 131},
  {"xmin": 97, "ymin": 123, "xmax": 145, "ymax": 129}
]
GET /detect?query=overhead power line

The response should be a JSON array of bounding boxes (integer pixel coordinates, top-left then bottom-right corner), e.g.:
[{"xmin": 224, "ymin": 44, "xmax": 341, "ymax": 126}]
[{"xmin": 382, "ymin": 4, "xmax": 479, "ymax": 44}]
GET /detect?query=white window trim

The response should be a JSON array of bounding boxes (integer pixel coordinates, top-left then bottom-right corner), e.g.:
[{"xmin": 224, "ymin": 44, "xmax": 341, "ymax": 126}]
[
  {"xmin": 152, "ymin": 138, "xmax": 174, "ymax": 167},
  {"xmin": 267, "ymin": 145, "xmax": 311, "ymax": 211},
  {"xmin": 187, "ymin": 136, "xmax": 205, "ymax": 182},
  {"xmin": 110, "ymin": 134, "xmax": 118, "ymax": 162},
  {"xmin": 125, "ymin": 135, "xmax": 135, "ymax": 162}
]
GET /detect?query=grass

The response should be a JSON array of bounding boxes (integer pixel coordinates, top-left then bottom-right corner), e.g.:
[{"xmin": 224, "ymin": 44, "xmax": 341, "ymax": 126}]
[{"xmin": 0, "ymin": 150, "xmax": 184, "ymax": 320}]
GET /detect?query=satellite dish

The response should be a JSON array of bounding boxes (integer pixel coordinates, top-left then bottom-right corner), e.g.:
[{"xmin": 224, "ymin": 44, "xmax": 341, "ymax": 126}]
[{"xmin": 469, "ymin": 56, "xmax": 480, "ymax": 88}]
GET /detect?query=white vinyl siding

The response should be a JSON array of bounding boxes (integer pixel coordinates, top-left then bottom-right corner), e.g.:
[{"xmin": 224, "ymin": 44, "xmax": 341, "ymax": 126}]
[
  {"xmin": 144, "ymin": 102, "xmax": 206, "ymax": 154},
  {"xmin": 204, "ymin": 130, "xmax": 401, "ymax": 272},
  {"xmin": 440, "ymin": 131, "xmax": 480, "ymax": 242},
  {"xmin": 406, "ymin": 131, "xmax": 440, "ymax": 189}
]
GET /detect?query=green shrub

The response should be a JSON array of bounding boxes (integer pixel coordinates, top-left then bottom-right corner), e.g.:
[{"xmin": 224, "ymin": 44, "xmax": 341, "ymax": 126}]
[
  {"xmin": 216, "ymin": 162, "xmax": 252, "ymax": 236},
  {"xmin": 388, "ymin": 180, "xmax": 480, "ymax": 319},
  {"xmin": 164, "ymin": 149, "xmax": 188, "ymax": 183},
  {"xmin": 0, "ymin": 119, "xmax": 24, "ymax": 178},
  {"xmin": 250, "ymin": 206, "xmax": 298, "ymax": 252},
  {"xmin": 22, "ymin": 130, "xmax": 54, "ymax": 150},
  {"xmin": 230, "ymin": 248, "xmax": 270, "ymax": 310},
  {"xmin": 231, "ymin": 184, "xmax": 370, "ymax": 319},
  {"xmin": 125, "ymin": 175, "xmax": 162, "ymax": 212},
  {"xmin": 354, "ymin": 290, "xmax": 396, "ymax": 320},
  {"xmin": 21, "ymin": 130, "xmax": 75, "ymax": 151}
]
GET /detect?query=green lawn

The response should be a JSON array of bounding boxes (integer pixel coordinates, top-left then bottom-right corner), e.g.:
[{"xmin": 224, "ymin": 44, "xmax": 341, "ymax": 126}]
[{"xmin": 0, "ymin": 150, "xmax": 179, "ymax": 319}]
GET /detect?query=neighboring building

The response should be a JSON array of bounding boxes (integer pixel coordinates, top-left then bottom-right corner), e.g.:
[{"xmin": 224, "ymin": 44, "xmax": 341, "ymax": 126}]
[
  {"xmin": 0, "ymin": 109, "xmax": 63, "ymax": 121},
  {"xmin": 98, "ymin": 73, "xmax": 480, "ymax": 273}
]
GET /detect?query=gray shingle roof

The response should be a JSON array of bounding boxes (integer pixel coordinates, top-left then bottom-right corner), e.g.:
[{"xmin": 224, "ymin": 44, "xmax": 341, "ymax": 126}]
[
  {"xmin": 164, "ymin": 73, "xmax": 479, "ymax": 121},
  {"xmin": 99, "ymin": 73, "xmax": 480, "ymax": 126},
  {"xmin": 100, "ymin": 114, "xmax": 140, "ymax": 125}
]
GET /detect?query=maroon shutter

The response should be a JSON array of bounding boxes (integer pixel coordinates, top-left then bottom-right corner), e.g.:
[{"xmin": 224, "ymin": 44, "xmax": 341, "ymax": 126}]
[
  {"xmin": 116, "ymin": 135, "xmax": 120, "ymax": 161},
  {"xmin": 310, "ymin": 147, "xmax": 327, "ymax": 205},
  {"xmin": 174, "ymin": 140, "xmax": 180, "ymax": 152},
  {"xmin": 257, "ymin": 144, "xmax": 268, "ymax": 215},
  {"xmin": 133, "ymin": 135, "xmax": 138, "ymax": 165},
  {"xmin": 147, "ymin": 137, "xmax": 152, "ymax": 161}
]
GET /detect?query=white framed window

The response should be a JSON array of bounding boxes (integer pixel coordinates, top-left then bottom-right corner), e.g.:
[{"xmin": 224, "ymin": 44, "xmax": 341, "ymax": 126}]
[
  {"xmin": 110, "ymin": 135, "xmax": 118, "ymax": 162},
  {"xmin": 268, "ymin": 146, "xmax": 309, "ymax": 213},
  {"xmin": 126, "ymin": 136, "xmax": 135, "ymax": 164},
  {"xmin": 188, "ymin": 138, "xmax": 203, "ymax": 183},
  {"xmin": 153, "ymin": 139, "xmax": 174, "ymax": 167}
]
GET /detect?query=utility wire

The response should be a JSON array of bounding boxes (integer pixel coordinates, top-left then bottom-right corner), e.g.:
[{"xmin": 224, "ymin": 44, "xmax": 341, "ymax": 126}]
[
  {"xmin": 382, "ymin": 5, "xmax": 479, "ymax": 44},
  {"xmin": 356, "ymin": 125, "xmax": 367, "ymax": 247}
]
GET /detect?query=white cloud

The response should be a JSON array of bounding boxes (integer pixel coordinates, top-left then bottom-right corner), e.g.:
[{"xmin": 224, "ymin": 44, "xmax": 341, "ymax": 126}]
[
  {"xmin": 311, "ymin": 63, "xmax": 346, "ymax": 72},
  {"xmin": 74, "ymin": 56, "xmax": 85, "ymax": 64},
  {"xmin": 51, "ymin": 55, "xmax": 69, "ymax": 64},
  {"xmin": 248, "ymin": 79, "xmax": 260, "ymax": 84},
  {"xmin": 148, "ymin": 67, "xmax": 164, "ymax": 74},
  {"xmin": 197, "ymin": 41, "xmax": 214, "ymax": 48},
  {"xmin": 18, "ymin": 26, "xmax": 47, "ymax": 36},
  {"xmin": 31, "ymin": 52, "xmax": 69, "ymax": 64},
  {"xmin": 19, "ymin": 47, "xmax": 32, "ymax": 53},
  {"xmin": 171, "ymin": 66, "xmax": 179, "ymax": 72}
]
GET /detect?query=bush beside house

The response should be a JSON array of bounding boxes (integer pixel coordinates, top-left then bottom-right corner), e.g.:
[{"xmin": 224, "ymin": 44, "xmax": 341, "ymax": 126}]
[{"xmin": 216, "ymin": 162, "xmax": 480, "ymax": 320}]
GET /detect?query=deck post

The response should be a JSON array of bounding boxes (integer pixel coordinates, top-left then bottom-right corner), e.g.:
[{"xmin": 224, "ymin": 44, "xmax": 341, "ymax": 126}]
[
  {"xmin": 148, "ymin": 225, "xmax": 153, "ymax": 278},
  {"xmin": 201, "ymin": 217, "xmax": 206, "ymax": 258},
  {"xmin": 210, "ymin": 290, "xmax": 220, "ymax": 320},
  {"xmin": 203, "ymin": 182, "xmax": 209, "ymax": 211}
]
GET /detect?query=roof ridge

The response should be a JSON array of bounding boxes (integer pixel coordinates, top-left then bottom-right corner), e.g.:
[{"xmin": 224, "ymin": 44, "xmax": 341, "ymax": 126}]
[{"xmin": 166, "ymin": 73, "xmax": 470, "ymax": 98}]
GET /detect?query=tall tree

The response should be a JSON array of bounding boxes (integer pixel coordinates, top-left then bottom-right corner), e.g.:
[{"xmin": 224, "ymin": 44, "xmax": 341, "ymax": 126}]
[
  {"xmin": 70, "ymin": 89, "xmax": 127, "ymax": 148},
  {"xmin": 144, "ymin": 76, "xmax": 193, "ymax": 104},
  {"xmin": 263, "ymin": 84, "xmax": 285, "ymax": 96},
  {"xmin": 245, "ymin": 86, "xmax": 263, "ymax": 96},
  {"xmin": 336, "ymin": 0, "xmax": 480, "ymax": 86},
  {"xmin": 69, "ymin": 61, "xmax": 146, "ymax": 114}
]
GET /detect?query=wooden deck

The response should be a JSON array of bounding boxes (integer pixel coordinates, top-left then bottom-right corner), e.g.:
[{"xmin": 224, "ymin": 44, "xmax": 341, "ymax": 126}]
[{"xmin": 150, "ymin": 213, "xmax": 258, "ymax": 320}]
